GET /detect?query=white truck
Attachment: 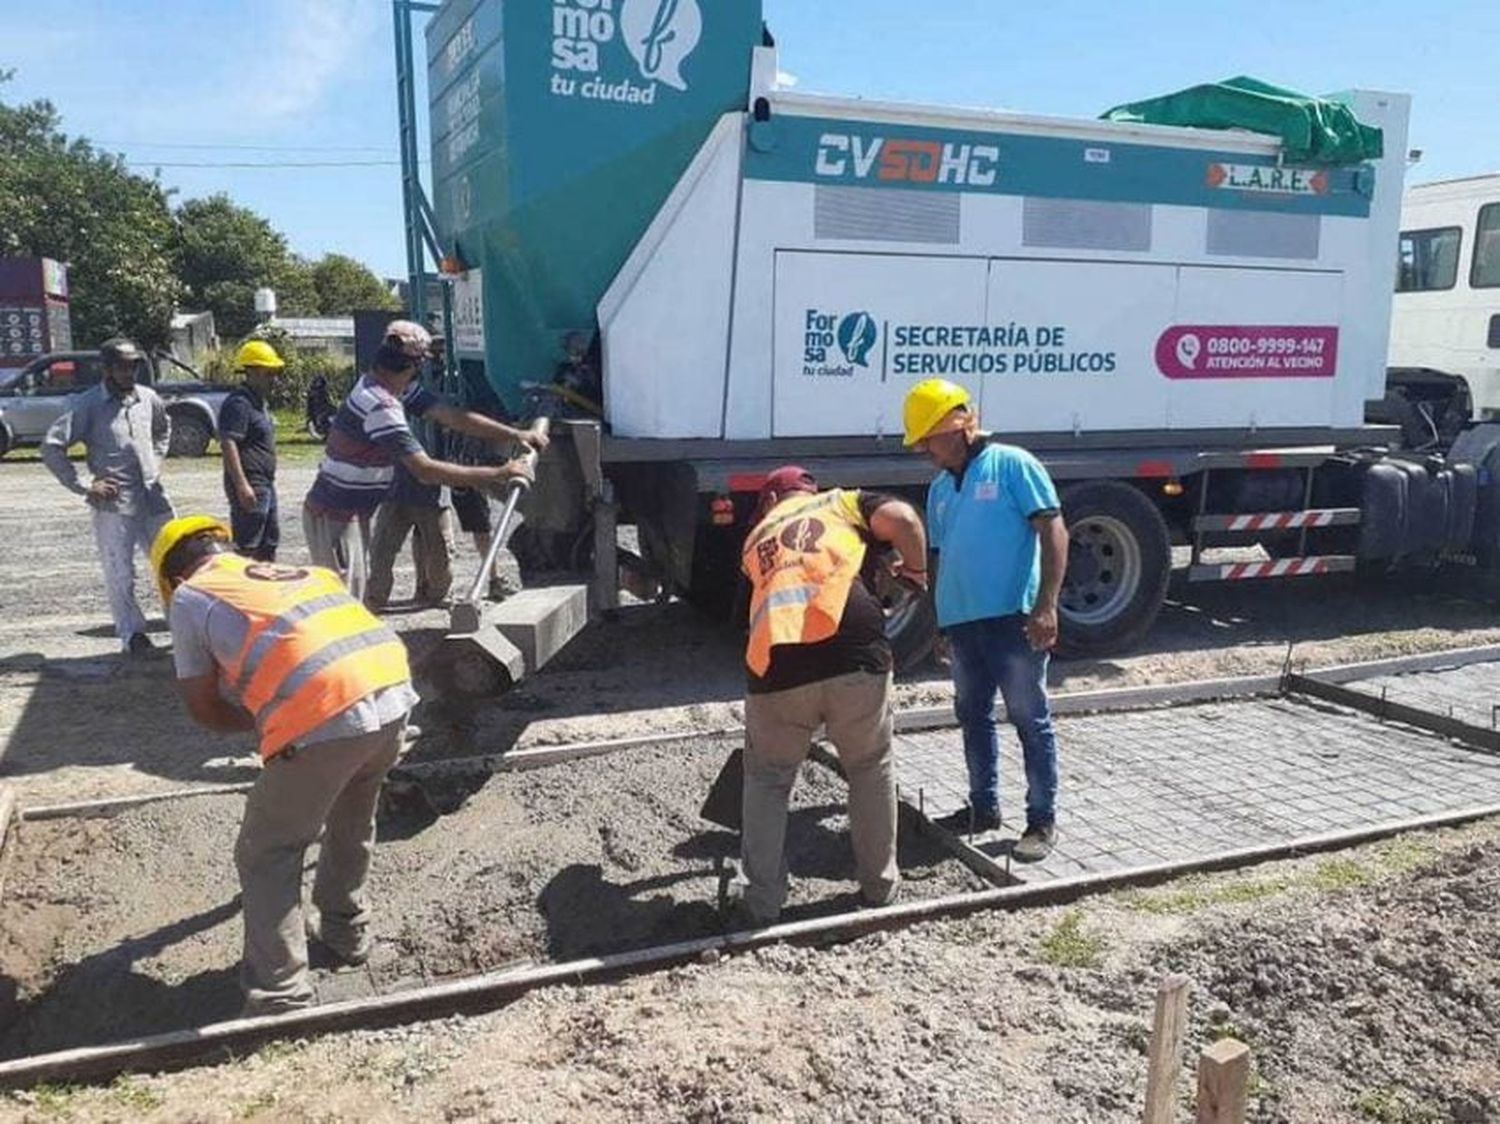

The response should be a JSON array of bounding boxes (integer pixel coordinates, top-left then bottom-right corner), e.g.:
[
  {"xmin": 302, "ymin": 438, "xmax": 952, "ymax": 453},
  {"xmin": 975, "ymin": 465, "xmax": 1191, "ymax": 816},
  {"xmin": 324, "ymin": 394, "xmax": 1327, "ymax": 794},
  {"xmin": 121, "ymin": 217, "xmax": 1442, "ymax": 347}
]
[
  {"xmin": 399, "ymin": 0, "xmax": 1499, "ymax": 669},
  {"xmin": 1385, "ymin": 173, "xmax": 1500, "ymax": 449}
]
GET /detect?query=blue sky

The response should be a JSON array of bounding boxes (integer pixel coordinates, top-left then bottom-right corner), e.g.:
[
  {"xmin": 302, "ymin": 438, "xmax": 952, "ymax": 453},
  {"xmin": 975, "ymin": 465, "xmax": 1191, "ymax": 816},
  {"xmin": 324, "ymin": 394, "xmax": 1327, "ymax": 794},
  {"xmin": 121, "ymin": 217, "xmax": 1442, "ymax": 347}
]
[{"xmin": 3, "ymin": 0, "xmax": 1494, "ymax": 283}]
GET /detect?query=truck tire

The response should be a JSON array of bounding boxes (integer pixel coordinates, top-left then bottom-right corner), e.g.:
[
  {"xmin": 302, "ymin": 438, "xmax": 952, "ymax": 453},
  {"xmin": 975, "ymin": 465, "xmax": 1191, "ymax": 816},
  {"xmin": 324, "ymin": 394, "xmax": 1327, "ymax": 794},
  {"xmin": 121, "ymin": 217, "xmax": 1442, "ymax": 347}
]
[
  {"xmin": 167, "ymin": 411, "xmax": 212, "ymax": 458},
  {"xmin": 1056, "ymin": 481, "xmax": 1171, "ymax": 658},
  {"xmin": 0, "ymin": 422, "xmax": 11, "ymax": 460}
]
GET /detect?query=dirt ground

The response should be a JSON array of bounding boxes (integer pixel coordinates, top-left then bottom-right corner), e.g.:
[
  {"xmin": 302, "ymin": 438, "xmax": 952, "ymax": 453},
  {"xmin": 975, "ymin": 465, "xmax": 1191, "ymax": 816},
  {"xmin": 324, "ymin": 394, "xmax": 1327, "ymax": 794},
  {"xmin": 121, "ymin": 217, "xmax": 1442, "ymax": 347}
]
[
  {"xmin": 0, "ymin": 742, "xmax": 981, "ymax": 1058},
  {"xmin": 4, "ymin": 458, "xmax": 1500, "ymax": 805},
  {"xmin": 2, "ymin": 457, "xmax": 1500, "ymax": 1121},
  {"xmin": 1, "ymin": 819, "xmax": 1494, "ymax": 1123}
]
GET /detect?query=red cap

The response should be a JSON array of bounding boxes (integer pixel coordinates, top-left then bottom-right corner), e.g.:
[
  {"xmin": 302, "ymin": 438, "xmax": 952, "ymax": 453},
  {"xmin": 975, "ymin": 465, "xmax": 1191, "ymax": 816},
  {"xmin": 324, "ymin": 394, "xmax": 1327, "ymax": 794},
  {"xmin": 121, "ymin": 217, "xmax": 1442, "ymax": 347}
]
[{"xmin": 758, "ymin": 465, "xmax": 817, "ymax": 510}]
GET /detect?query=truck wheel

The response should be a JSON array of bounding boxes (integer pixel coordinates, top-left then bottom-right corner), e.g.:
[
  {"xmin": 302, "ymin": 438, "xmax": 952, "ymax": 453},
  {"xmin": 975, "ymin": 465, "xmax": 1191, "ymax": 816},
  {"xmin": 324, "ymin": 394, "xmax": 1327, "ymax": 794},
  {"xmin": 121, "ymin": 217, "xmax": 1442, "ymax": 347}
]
[
  {"xmin": 167, "ymin": 412, "xmax": 212, "ymax": 458},
  {"xmin": 1057, "ymin": 481, "xmax": 1171, "ymax": 658}
]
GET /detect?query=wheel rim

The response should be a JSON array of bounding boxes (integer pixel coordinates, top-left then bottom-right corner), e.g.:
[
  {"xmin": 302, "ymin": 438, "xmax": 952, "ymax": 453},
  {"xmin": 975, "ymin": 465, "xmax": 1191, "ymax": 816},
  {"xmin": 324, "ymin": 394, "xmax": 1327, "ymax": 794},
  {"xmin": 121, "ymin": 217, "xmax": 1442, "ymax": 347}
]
[{"xmin": 1060, "ymin": 515, "xmax": 1143, "ymax": 627}]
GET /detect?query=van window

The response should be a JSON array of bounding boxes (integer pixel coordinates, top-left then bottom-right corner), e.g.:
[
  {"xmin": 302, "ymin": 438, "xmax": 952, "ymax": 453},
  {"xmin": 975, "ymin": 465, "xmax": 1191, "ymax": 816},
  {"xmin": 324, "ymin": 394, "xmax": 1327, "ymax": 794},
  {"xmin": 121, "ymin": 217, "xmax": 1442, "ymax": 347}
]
[
  {"xmin": 1397, "ymin": 226, "xmax": 1461, "ymax": 291},
  {"xmin": 1473, "ymin": 205, "xmax": 1500, "ymax": 289}
]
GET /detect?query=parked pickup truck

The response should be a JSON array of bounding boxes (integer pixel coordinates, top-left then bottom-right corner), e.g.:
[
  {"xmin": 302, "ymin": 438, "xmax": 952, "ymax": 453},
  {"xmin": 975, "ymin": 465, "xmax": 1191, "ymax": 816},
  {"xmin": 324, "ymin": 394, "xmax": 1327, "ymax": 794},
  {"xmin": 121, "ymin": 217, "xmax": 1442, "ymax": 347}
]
[{"xmin": 0, "ymin": 351, "xmax": 230, "ymax": 459}]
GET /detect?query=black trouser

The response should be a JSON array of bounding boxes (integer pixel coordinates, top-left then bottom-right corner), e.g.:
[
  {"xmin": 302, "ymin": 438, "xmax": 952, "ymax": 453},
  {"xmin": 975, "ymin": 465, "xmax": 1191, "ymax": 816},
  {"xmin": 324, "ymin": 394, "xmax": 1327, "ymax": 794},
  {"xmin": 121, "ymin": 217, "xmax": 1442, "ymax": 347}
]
[{"xmin": 227, "ymin": 482, "xmax": 280, "ymax": 562}]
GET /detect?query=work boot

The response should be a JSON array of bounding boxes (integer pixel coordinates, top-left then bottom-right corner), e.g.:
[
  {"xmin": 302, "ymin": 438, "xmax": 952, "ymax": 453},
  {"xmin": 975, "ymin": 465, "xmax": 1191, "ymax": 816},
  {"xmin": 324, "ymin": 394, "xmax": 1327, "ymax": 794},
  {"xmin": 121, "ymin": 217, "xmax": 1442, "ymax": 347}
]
[
  {"xmin": 1012, "ymin": 821, "xmax": 1057, "ymax": 863},
  {"xmin": 305, "ymin": 912, "xmax": 372, "ymax": 968},
  {"xmin": 125, "ymin": 632, "xmax": 156, "ymax": 656},
  {"xmin": 934, "ymin": 805, "xmax": 1001, "ymax": 836}
]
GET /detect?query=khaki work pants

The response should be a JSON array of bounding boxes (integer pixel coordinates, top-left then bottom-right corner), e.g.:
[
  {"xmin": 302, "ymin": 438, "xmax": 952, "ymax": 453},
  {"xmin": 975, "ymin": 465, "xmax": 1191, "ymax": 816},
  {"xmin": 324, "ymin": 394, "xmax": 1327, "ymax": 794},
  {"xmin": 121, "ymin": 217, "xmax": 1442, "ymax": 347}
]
[
  {"xmin": 235, "ymin": 717, "xmax": 404, "ymax": 1014},
  {"xmin": 301, "ymin": 504, "xmax": 372, "ymax": 603},
  {"xmin": 366, "ymin": 501, "xmax": 456, "ymax": 608},
  {"xmin": 740, "ymin": 670, "xmax": 898, "ymax": 922}
]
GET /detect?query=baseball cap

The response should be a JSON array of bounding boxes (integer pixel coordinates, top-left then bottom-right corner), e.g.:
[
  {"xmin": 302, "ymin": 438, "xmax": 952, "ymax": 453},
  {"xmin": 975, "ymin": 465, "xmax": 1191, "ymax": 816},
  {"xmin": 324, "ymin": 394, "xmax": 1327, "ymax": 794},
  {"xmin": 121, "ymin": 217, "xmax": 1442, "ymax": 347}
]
[
  {"xmin": 383, "ymin": 319, "xmax": 433, "ymax": 360},
  {"xmin": 758, "ymin": 465, "xmax": 818, "ymax": 509},
  {"xmin": 100, "ymin": 337, "xmax": 144, "ymax": 363}
]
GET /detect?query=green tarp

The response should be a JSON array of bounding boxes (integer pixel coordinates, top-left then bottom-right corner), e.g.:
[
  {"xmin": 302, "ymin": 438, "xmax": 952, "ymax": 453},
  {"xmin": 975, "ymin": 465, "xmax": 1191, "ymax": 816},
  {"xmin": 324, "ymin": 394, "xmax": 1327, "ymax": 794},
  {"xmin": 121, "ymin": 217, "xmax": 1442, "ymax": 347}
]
[{"xmin": 1102, "ymin": 76, "xmax": 1383, "ymax": 165}]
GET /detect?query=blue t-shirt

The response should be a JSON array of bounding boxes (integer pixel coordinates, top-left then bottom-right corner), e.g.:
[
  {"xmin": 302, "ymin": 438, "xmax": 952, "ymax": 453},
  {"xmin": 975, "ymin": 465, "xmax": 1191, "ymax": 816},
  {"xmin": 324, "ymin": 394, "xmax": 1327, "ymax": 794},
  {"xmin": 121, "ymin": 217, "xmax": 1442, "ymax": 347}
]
[{"xmin": 926, "ymin": 443, "xmax": 1060, "ymax": 628}]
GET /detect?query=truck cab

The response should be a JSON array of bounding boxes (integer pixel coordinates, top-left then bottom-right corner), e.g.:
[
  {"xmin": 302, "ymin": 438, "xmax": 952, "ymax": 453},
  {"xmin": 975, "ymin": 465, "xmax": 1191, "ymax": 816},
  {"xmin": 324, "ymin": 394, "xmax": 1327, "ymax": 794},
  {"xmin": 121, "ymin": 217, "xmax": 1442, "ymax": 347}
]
[
  {"xmin": 1386, "ymin": 174, "xmax": 1500, "ymax": 446},
  {"xmin": 0, "ymin": 350, "xmax": 228, "ymax": 459}
]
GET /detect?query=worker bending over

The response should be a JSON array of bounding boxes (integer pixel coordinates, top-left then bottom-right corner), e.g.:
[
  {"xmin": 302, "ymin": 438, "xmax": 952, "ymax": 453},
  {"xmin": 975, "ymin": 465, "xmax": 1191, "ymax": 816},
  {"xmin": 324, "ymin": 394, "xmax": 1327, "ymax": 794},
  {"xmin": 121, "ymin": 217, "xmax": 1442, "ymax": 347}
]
[
  {"xmin": 153, "ymin": 515, "xmax": 415, "ymax": 1016},
  {"xmin": 730, "ymin": 466, "xmax": 927, "ymax": 923},
  {"xmin": 904, "ymin": 379, "xmax": 1067, "ymax": 861},
  {"xmin": 302, "ymin": 320, "xmax": 544, "ymax": 601}
]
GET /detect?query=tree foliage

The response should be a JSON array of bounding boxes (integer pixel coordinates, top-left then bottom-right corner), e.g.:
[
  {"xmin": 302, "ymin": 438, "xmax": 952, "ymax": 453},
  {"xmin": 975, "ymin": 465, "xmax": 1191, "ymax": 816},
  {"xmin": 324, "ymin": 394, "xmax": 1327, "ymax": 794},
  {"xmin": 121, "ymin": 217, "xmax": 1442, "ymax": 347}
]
[
  {"xmin": 0, "ymin": 78, "xmax": 395, "ymax": 353},
  {"xmin": 0, "ymin": 91, "xmax": 180, "ymax": 349},
  {"xmin": 311, "ymin": 253, "xmax": 398, "ymax": 315}
]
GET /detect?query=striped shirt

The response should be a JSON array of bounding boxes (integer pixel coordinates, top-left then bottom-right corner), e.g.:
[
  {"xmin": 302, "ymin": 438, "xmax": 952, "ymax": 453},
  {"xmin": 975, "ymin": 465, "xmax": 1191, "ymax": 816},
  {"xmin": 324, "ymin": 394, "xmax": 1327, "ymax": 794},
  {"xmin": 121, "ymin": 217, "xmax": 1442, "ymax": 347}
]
[{"xmin": 304, "ymin": 375, "xmax": 437, "ymax": 520}]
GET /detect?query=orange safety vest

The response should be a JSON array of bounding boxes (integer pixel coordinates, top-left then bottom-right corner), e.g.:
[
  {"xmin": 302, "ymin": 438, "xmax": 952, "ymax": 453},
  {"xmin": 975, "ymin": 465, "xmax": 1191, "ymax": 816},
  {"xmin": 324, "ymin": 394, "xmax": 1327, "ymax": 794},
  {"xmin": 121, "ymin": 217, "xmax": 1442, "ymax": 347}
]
[
  {"xmin": 181, "ymin": 553, "xmax": 412, "ymax": 758},
  {"xmin": 741, "ymin": 489, "xmax": 868, "ymax": 676}
]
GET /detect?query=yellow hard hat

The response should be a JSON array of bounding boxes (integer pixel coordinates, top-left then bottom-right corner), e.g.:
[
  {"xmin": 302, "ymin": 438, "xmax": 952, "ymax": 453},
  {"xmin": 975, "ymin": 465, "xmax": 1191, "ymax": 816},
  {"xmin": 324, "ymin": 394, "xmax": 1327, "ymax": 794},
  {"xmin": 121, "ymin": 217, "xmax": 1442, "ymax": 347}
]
[
  {"xmin": 902, "ymin": 378, "xmax": 973, "ymax": 446},
  {"xmin": 234, "ymin": 339, "xmax": 285, "ymax": 371},
  {"xmin": 150, "ymin": 515, "xmax": 232, "ymax": 606}
]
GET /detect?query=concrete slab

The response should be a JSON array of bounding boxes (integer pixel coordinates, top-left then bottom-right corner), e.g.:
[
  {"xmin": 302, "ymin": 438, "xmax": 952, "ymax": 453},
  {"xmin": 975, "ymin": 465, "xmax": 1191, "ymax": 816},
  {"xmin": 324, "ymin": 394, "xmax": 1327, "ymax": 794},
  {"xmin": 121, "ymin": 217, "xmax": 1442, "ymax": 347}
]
[
  {"xmin": 490, "ymin": 584, "xmax": 590, "ymax": 673},
  {"xmin": 895, "ymin": 694, "xmax": 1500, "ymax": 884},
  {"xmin": 1353, "ymin": 660, "xmax": 1500, "ymax": 731}
]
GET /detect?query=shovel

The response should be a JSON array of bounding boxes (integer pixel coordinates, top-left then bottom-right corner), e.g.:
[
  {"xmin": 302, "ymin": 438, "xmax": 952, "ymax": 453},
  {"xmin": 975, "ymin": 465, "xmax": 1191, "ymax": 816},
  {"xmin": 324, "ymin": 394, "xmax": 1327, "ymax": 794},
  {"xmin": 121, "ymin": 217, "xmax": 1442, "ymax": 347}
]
[{"xmin": 699, "ymin": 746, "xmax": 744, "ymax": 830}]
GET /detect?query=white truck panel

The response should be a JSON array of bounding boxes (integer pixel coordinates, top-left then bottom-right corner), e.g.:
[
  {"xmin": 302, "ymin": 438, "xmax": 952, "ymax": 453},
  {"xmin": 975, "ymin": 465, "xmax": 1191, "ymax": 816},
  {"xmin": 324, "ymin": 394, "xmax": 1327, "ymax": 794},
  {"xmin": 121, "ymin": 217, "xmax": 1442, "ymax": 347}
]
[
  {"xmin": 627, "ymin": 89, "xmax": 1407, "ymax": 443},
  {"xmin": 982, "ymin": 260, "xmax": 1177, "ymax": 433},
  {"xmin": 1168, "ymin": 267, "xmax": 1343, "ymax": 429},
  {"xmin": 771, "ymin": 252, "xmax": 988, "ymax": 438},
  {"xmin": 723, "ymin": 179, "xmax": 801, "ymax": 439},
  {"xmin": 600, "ymin": 116, "xmax": 743, "ymax": 439}
]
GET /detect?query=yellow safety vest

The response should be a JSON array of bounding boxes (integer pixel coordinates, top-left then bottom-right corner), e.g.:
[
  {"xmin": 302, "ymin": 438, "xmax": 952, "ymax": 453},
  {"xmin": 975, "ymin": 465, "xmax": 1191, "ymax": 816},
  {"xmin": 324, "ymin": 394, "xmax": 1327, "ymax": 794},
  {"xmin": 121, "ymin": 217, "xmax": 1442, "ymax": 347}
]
[
  {"xmin": 741, "ymin": 489, "xmax": 868, "ymax": 676},
  {"xmin": 181, "ymin": 553, "xmax": 411, "ymax": 758}
]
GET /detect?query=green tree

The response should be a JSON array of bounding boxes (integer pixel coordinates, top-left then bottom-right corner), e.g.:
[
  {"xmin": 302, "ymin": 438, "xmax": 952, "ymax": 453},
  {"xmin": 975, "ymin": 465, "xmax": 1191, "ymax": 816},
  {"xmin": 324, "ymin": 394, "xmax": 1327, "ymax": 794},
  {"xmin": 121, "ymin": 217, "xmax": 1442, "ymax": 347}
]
[
  {"xmin": 0, "ymin": 87, "xmax": 180, "ymax": 349},
  {"xmin": 174, "ymin": 194, "xmax": 302, "ymax": 339},
  {"xmin": 310, "ymin": 253, "xmax": 398, "ymax": 314}
]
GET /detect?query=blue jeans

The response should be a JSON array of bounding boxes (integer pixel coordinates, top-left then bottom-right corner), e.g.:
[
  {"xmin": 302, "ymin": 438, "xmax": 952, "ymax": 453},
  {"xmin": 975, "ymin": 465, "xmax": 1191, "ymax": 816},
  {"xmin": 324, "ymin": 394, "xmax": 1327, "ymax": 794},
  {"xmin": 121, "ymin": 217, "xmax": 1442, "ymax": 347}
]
[
  {"xmin": 947, "ymin": 614, "xmax": 1058, "ymax": 826},
  {"xmin": 228, "ymin": 484, "xmax": 279, "ymax": 562}
]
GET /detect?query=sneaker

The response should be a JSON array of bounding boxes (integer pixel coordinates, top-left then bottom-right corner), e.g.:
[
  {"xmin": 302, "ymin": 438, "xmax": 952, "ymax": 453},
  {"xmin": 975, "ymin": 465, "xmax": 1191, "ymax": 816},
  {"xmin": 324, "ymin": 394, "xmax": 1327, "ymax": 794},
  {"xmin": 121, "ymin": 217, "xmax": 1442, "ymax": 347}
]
[
  {"xmin": 125, "ymin": 632, "xmax": 155, "ymax": 656},
  {"xmin": 1012, "ymin": 821, "xmax": 1057, "ymax": 863},
  {"xmin": 933, "ymin": 805, "xmax": 1001, "ymax": 835}
]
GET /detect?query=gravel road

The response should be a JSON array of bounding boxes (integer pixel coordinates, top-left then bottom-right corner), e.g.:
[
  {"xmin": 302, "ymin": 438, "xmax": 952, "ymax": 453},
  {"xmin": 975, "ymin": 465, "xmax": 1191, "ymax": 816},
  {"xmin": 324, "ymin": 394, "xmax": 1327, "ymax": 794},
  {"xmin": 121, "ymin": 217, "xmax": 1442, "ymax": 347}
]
[
  {"xmin": 2, "ymin": 457, "xmax": 1498, "ymax": 1121},
  {"xmin": 4, "ymin": 458, "xmax": 1500, "ymax": 806}
]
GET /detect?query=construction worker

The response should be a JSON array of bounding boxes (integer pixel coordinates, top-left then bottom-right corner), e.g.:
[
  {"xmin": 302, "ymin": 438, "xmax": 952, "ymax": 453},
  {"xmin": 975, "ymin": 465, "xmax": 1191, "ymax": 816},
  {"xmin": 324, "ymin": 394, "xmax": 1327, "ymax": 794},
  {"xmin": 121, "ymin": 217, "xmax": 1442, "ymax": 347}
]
[
  {"xmin": 301, "ymin": 320, "xmax": 545, "ymax": 602},
  {"xmin": 903, "ymin": 379, "xmax": 1068, "ymax": 861},
  {"xmin": 152, "ymin": 515, "xmax": 416, "ymax": 1016},
  {"xmin": 40, "ymin": 337, "xmax": 174, "ymax": 654},
  {"xmin": 220, "ymin": 340, "xmax": 285, "ymax": 561},
  {"xmin": 365, "ymin": 462, "xmax": 458, "ymax": 610},
  {"xmin": 730, "ymin": 465, "xmax": 928, "ymax": 923}
]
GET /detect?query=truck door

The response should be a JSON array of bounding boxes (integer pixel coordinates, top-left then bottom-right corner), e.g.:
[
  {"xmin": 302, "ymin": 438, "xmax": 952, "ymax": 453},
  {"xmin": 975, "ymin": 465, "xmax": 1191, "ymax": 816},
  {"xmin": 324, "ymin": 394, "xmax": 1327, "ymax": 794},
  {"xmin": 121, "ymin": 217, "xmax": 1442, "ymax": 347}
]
[{"xmin": 9, "ymin": 356, "xmax": 104, "ymax": 441}]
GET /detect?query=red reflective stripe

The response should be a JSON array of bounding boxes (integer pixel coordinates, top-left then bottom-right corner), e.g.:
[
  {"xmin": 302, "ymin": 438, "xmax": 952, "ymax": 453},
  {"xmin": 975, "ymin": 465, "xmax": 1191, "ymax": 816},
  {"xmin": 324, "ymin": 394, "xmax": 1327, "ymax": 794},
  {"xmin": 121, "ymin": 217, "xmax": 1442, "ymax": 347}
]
[
  {"xmin": 1246, "ymin": 452, "xmax": 1282, "ymax": 470},
  {"xmin": 728, "ymin": 473, "xmax": 768, "ymax": 493},
  {"xmin": 1135, "ymin": 460, "xmax": 1173, "ymax": 478}
]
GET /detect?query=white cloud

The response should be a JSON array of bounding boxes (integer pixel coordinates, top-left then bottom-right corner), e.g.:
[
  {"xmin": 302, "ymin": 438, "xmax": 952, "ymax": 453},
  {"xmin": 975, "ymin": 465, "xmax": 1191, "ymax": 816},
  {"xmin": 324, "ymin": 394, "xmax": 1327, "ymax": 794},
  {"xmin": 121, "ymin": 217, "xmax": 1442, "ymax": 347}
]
[{"xmin": 234, "ymin": 0, "xmax": 381, "ymax": 122}]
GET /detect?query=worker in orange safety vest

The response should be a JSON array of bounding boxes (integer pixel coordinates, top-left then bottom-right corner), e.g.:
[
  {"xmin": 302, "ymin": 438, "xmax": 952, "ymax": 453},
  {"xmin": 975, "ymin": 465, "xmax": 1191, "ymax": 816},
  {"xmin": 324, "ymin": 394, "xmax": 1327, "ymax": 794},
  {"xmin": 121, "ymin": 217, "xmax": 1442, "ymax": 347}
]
[
  {"xmin": 152, "ymin": 515, "xmax": 416, "ymax": 1016},
  {"xmin": 728, "ymin": 465, "xmax": 928, "ymax": 924}
]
